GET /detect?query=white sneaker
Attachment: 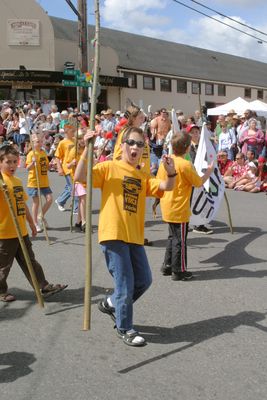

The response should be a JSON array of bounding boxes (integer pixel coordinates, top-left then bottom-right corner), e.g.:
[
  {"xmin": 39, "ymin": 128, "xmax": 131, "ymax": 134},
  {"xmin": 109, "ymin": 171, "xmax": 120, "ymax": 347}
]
[
  {"xmin": 35, "ymin": 224, "xmax": 43, "ymax": 233},
  {"xmin": 55, "ymin": 199, "xmax": 65, "ymax": 212}
]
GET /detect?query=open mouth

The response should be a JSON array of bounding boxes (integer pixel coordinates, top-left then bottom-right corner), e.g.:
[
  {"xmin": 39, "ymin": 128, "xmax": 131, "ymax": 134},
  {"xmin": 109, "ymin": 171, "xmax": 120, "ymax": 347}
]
[{"xmin": 131, "ymin": 151, "xmax": 137, "ymax": 158}]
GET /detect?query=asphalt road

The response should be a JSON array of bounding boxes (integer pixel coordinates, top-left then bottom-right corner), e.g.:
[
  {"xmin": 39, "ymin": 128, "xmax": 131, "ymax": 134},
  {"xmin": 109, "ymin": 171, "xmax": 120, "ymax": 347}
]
[{"xmin": 1, "ymin": 168, "xmax": 267, "ymax": 400}]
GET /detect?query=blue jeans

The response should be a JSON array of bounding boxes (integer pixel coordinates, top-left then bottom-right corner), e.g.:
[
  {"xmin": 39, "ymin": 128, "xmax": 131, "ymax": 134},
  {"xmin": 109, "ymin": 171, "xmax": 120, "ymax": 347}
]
[
  {"xmin": 150, "ymin": 152, "xmax": 161, "ymax": 175},
  {"xmin": 101, "ymin": 240, "xmax": 152, "ymax": 331},
  {"xmin": 56, "ymin": 174, "xmax": 78, "ymax": 210}
]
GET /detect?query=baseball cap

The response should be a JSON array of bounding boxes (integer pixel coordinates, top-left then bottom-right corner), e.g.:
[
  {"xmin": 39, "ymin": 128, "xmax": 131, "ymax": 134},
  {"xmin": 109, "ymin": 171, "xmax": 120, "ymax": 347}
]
[{"xmin": 186, "ymin": 124, "xmax": 199, "ymax": 133}]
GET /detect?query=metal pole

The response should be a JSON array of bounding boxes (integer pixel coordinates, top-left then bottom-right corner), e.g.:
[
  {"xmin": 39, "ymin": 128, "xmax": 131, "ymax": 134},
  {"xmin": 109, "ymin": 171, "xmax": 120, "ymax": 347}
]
[{"xmin": 78, "ymin": 0, "xmax": 89, "ymax": 111}]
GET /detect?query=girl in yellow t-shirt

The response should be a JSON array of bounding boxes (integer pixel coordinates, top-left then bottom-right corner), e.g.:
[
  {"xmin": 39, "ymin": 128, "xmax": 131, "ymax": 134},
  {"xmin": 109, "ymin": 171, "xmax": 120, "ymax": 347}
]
[
  {"xmin": 26, "ymin": 135, "xmax": 52, "ymax": 232},
  {"xmin": 74, "ymin": 126, "xmax": 176, "ymax": 347}
]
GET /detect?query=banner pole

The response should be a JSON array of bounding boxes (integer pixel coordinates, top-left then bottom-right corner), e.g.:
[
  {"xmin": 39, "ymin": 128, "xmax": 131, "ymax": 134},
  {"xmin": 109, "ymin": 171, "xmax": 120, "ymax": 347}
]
[{"xmin": 224, "ymin": 192, "xmax": 234, "ymax": 234}]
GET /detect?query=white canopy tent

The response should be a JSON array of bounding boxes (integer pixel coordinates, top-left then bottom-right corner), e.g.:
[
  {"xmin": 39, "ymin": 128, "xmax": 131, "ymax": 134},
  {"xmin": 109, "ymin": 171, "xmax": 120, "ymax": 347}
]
[
  {"xmin": 207, "ymin": 97, "xmax": 250, "ymax": 116},
  {"xmin": 249, "ymin": 100, "xmax": 267, "ymax": 117}
]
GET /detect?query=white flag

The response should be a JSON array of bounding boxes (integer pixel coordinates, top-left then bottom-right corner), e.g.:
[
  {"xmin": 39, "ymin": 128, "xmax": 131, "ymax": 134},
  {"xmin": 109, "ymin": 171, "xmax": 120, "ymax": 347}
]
[
  {"xmin": 190, "ymin": 124, "xmax": 225, "ymax": 226},
  {"xmin": 166, "ymin": 109, "xmax": 181, "ymax": 155}
]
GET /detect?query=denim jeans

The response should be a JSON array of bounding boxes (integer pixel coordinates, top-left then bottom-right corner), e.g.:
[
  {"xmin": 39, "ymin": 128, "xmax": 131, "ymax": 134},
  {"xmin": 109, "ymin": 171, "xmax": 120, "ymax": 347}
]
[
  {"xmin": 150, "ymin": 152, "xmax": 161, "ymax": 175},
  {"xmin": 101, "ymin": 240, "xmax": 152, "ymax": 331},
  {"xmin": 56, "ymin": 174, "xmax": 78, "ymax": 210}
]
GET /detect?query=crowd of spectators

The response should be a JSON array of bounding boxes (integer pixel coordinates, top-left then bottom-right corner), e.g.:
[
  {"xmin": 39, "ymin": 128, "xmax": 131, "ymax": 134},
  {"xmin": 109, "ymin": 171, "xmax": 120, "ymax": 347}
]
[{"xmin": 0, "ymin": 100, "xmax": 266, "ymax": 194}]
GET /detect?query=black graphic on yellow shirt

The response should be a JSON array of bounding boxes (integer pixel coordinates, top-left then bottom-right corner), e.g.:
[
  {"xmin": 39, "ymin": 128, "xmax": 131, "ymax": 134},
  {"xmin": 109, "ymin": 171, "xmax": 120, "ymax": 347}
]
[
  {"xmin": 39, "ymin": 156, "xmax": 47, "ymax": 175},
  {"xmin": 13, "ymin": 186, "xmax": 25, "ymax": 216},
  {"xmin": 122, "ymin": 176, "xmax": 142, "ymax": 213},
  {"xmin": 142, "ymin": 145, "xmax": 149, "ymax": 160}
]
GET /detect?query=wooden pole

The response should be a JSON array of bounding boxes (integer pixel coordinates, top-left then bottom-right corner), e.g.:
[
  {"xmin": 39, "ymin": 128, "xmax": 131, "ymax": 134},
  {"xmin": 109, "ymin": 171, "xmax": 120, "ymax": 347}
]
[
  {"xmin": 20, "ymin": 110, "xmax": 50, "ymax": 245},
  {"xmin": 224, "ymin": 192, "xmax": 234, "ymax": 234},
  {"xmin": 0, "ymin": 172, "xmax": 44, "ymax": 308},
  {"xmin": 83, "ymin": 0, "xmax": 100, "ymax": 331}
]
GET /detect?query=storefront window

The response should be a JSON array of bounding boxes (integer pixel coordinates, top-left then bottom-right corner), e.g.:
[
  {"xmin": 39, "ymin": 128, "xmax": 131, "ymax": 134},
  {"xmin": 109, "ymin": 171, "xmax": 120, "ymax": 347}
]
[
  {"xmin": 177, "ymin": 80, "xmax": 187, "ymax": 93},
  {"xmin": 192, "ymin": 82, "xmax": 201, "ymax": 94},
  {"xmin": 218, "ymin": 84, "xmax": 226, "ymax": 96},
  {"xmin": 0, "ymin": 88, "xmax": 11, "ymax": 100},
  {"xmin": 160, "ymin": 78, "xmax": 171, "ymax": 92},
  {"xmin": 143, "ymin": 76, "xmax": 155, "ymax": 90}
]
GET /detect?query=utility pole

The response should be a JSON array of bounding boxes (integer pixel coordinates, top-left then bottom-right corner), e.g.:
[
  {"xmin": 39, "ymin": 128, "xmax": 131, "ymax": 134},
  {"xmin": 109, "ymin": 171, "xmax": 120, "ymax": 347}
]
[
  {"xmin": 65, "ymin": 0, "xmax": 88, "ymax": 111},
  {"xmin": 78, "ymin": 0, "xmax": 88, "ymax": 112}
]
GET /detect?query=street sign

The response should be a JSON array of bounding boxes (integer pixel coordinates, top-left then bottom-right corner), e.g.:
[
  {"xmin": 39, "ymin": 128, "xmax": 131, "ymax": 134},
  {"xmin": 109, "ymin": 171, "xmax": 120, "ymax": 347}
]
[
  {"xmin": 62, "ymin": 80, "xmax": 79, "ymax": 87},
  {"xmin": 63, "ymin": 69, "xmax": 80, "ymax": 76},
  {"xmin": 62, "ymin": 80, "xmax": 91, "ymax": 88}
]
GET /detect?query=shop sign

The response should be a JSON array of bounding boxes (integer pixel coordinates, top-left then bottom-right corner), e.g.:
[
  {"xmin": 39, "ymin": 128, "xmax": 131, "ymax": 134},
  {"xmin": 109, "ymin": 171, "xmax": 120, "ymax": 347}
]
[
  {"xmin": 7, "ymin": 19, "xmax": 40, "ymax": 46},
  {"xmin": 12, "ymin": 81, "xmax": 33, "ymax": 90}
]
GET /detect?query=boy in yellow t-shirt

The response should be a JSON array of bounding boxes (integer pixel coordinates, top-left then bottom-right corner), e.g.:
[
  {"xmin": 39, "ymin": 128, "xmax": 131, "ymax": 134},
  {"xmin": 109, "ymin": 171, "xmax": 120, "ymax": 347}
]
[
  {"xmin": 54, "ymin": 124, "xmax": 75, "ymax": 211},
  {"xmin": 0, "ymin": 144, "xmax": 67, "ymax": 302},
  {"xmin": 157, "ymin": 132, "xmax": 214, "ymax": 281},
  {"xmin": 26, "ymin": 135, "xmax": 52, "ymax": 232},
  {"xmin": 74, "ymin": 126, "xmax": 176, "ymax": 347}
]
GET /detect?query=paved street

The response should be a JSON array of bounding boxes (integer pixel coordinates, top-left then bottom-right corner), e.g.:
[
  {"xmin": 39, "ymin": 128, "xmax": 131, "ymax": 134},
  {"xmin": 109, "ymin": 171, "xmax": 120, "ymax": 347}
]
[{"xmin": 1, "ymin": 168, "xmax": 267, "ymax": 400}]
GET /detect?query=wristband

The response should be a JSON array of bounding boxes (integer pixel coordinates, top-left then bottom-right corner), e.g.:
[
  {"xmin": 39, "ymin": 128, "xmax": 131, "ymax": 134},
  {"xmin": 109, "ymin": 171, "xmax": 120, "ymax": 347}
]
[
  {"xmin": 80, "ymin": 156, "xmax": 87, "ymax": 163},
  {"xmin": 167, "ymin": 172, "xmax": 177, "ymax": 178}
]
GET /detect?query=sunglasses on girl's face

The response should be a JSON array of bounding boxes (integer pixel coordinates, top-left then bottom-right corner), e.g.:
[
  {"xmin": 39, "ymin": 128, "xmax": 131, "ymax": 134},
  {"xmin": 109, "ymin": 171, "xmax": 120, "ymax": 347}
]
[{"xmin": 123, "ymin": 139, "xmax": 145, "ymax": 148}]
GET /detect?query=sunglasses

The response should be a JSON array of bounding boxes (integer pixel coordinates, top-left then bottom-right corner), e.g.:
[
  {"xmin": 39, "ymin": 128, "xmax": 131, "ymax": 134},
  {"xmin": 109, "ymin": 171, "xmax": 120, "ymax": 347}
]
[{"xmin": 123, "ymin": 139, "xmax": 145, "ymax": 148}]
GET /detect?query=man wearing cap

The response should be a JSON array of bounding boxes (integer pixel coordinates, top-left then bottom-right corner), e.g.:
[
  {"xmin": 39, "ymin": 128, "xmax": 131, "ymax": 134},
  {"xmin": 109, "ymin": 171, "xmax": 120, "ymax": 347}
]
[
  {"xmin": 101, "ymin": 109, "xmax": 116, "ymax": 151},
  {"xmin": 101, "ymin": 109, "xmax": 116, "ymax": 133}
]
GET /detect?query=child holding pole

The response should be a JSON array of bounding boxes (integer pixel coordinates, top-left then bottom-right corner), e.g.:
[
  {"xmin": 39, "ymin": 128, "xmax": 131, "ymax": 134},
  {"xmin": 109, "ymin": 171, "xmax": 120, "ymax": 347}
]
[
  {"xmin": 0, "ymin": 144, "xmax": 67, "ymax": 302},
  {"xmin": 26, "ymin": 135, "xmax": 52, "ymax": 232},
  {"xmin": 74, "ymin": 126, "xmax": 176, "ymax": 347},
  {"xmin": 157, "ymin": 131, "xmax": 214, "ymax": 280}
]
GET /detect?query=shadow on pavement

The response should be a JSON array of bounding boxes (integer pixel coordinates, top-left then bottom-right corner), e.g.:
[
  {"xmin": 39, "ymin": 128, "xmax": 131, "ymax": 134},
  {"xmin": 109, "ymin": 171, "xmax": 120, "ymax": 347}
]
[
  {"xmin": 0, "ymin": 351, "xmax": 36, "ymax": 383},
  {"xmin": 153, "ymin": 225, "xmax": 267, "ymax": 279},
  {"xmin": 119, "ymin": 311, "xmax": 267, "ymax": 374},
  {"xmin": 0, "ymin": 286, "xmax": 112, "ymax": 319}
]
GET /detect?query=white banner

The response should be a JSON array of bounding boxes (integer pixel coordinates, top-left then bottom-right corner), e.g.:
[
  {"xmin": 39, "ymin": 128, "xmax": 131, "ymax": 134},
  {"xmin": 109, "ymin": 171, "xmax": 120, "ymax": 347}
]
[
  {"xmin": 190, "ymin": 124, "xmax": 225, "ymax": 226},
  {"xmin": 166, "ymin": 109, "xmax": 181, "ymax": 155}
]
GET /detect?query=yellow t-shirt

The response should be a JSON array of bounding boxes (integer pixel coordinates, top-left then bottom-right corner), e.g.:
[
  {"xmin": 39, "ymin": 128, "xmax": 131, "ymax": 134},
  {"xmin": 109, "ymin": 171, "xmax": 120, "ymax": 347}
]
[
  {"xmin": 55, "ymin": 138, "xmax": 75, "ymax": 175},
  {"xmin": 26, "ymin": 149, "xmax": 50, "ymax": 188},
  {"xmin": 157, "ymin": 155, "xmax": 202, "ymax": 223},
  {"xmin": 0, "ymin": 173, "xmax": 28, "ymax": 239},
  {"xmin": 93, "ymin": 160, "xmax": 163, "ymax": 244},
  {"xmin": 66, "ymin": 146, "xmax": 85, "ymax": 185},
  {"xmin": 113, "ymin": 129, "xmax": 151, "ymax": 174}
]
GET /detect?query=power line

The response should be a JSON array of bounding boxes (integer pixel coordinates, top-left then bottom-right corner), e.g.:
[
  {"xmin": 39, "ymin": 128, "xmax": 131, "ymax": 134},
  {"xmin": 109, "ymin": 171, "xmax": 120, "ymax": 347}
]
[
  {"xmin": 189, "ymin": 0, "xmax": 267, "ymax": 38},
  {"xmin": 172, "ymin": 0, "xmax": 267, "ymax": 44}
]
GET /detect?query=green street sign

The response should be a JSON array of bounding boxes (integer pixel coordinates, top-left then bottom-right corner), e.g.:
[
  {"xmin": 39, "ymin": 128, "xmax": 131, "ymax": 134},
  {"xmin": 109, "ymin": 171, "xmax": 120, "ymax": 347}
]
[
  {"xmin": 79, "ymin": 81, "xmax": 91, "ymax": 88},
  {"xmin": 62, "ymin": 80, "xmax": 91, "ymax": 88},
  {"xmin": 62, "ymin": 80, "xmax": 79, "ymax": 87},
  {"xmin": 63, "ymin": 69, "xmax": 80, "ymax": 76}
]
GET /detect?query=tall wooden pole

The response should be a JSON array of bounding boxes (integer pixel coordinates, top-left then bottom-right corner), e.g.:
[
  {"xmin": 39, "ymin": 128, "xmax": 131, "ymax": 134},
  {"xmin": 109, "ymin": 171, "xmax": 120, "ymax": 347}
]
[{"xmin": 83, "ymin": 0, "xmax": 100, "ymax": 331}]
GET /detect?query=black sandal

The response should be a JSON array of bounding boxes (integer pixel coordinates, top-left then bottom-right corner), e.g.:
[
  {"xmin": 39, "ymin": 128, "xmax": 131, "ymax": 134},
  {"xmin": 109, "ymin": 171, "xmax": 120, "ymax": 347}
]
[{"xmin": 41, "ymin": 284, "xmax": 68, "ymax": 298}]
